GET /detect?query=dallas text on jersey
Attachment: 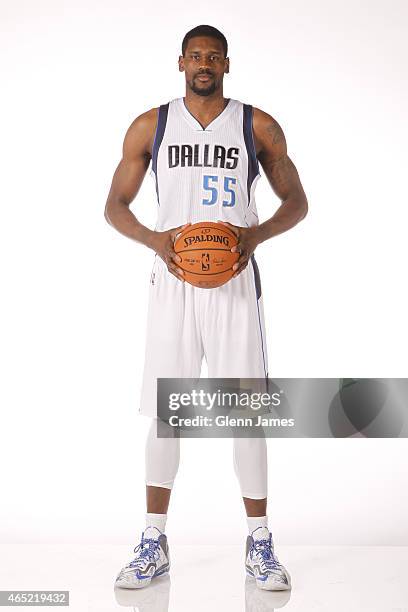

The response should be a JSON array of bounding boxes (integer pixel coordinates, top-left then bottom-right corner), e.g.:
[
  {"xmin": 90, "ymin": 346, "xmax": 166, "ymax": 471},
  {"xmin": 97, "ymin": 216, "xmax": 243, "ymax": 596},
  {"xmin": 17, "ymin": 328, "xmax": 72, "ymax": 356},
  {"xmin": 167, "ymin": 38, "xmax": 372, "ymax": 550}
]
[{"xmin": 168, "ymin": 144, "xmax": 240, "ymax": 169}]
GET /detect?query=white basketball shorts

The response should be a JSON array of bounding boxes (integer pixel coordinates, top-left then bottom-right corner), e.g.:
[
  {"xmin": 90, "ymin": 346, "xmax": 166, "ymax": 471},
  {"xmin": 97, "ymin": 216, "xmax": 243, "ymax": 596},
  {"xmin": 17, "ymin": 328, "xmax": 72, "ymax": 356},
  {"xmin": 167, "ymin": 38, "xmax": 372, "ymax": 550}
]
[{"xmin": 139, "ymin": 253, "xmax": 269, "ymax": 417}]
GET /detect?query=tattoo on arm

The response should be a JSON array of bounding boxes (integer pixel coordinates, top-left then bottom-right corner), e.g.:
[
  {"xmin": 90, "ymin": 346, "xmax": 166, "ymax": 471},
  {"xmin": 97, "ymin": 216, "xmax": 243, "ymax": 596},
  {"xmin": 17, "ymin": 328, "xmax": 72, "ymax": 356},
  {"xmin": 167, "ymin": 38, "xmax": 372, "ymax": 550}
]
[
  {"xmin": 273, "ymin": 155, "xmax": 293, "ymax": 190},
  {"xmin": 266, "ymin": 119, "xmax": 285, "ymax": 146},
  {"xmin": 262, "ymin": 153, "xmax": 301, "ymax": 200},
  {"xmin": 254, "ymin": 110, "xmax": 306, "ymax": 202},
  {"xmin": 256, "ymin": 118, "xmax": 301, "ymax": 199}
]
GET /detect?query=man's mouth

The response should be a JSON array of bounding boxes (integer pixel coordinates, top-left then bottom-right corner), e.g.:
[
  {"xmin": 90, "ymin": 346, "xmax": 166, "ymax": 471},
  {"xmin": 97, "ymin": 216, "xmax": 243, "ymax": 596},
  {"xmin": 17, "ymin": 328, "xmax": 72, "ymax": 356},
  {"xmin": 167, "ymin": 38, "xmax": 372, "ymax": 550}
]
[{"xmin": 196, "ymin": 74, "xmax": 213, "ymax": 82}]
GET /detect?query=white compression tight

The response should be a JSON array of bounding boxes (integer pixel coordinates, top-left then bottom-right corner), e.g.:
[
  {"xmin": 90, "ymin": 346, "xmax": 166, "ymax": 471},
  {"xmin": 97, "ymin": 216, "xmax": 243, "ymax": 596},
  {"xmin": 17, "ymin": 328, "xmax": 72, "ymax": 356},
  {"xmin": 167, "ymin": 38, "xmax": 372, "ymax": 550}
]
[{"xmin": 145, "ymin": 418, "xmax": 268, "ymax": 499}]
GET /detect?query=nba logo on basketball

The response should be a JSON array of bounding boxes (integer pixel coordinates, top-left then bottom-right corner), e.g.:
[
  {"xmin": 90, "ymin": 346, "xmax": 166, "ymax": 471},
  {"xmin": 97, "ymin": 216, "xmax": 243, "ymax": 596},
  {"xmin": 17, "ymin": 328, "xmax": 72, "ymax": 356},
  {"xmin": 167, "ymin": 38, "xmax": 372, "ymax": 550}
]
[{"xmin": 201, "ymin": 253, "xmax": 210, "ymax": 271}]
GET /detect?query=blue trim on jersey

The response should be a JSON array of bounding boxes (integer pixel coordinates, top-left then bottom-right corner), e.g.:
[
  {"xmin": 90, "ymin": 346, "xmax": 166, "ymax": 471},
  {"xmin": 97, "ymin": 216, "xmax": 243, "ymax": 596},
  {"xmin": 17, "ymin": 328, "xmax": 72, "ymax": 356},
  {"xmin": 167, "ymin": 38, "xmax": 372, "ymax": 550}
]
[
  {"xmin": 151, "ymin": 103, "xmax": 169, "ymax": 206},
  {"xmin": 243, "ymin": 104, "xmax": 260, "ymax": 207},
  {"xmin": 251, "ymin": 253, "xmax": 262, "ymax": 300},
  {"xmin": 251, "ymin": 254, "xmax": 267, "ymax": 379}
]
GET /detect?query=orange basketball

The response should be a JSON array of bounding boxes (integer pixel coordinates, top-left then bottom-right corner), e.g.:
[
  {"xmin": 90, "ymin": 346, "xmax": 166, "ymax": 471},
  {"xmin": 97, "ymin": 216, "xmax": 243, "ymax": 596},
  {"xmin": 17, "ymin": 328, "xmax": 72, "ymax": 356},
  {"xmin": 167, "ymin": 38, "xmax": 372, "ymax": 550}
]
[{"xmin": 173, "ymin": 221, "xmax": 239, "ymax": 288}]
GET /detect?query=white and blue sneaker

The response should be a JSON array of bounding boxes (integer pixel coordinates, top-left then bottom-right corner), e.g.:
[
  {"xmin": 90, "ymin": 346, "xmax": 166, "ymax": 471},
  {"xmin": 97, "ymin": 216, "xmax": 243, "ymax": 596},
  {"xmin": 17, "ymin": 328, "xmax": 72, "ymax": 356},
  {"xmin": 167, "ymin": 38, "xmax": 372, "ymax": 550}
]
[
  {"xmin": 115, "ymin": 527, "xmax": 170, "ymax": 589},
  {"xmin": 245, "ymin": 527, "xmax": 291, "ymax": 591}
]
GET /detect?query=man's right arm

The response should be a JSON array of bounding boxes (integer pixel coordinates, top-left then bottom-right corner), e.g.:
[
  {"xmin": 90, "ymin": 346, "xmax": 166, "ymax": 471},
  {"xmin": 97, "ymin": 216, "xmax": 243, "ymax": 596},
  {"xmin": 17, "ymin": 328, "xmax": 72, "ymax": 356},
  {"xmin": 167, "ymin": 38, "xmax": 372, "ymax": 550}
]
[
  {"xmin": 104, "ymin": 109, "xmax": 190, "ymax": 281},
  {"xmin": 104, "ymin": 108, "xmax": 158, "ymax": 249}
]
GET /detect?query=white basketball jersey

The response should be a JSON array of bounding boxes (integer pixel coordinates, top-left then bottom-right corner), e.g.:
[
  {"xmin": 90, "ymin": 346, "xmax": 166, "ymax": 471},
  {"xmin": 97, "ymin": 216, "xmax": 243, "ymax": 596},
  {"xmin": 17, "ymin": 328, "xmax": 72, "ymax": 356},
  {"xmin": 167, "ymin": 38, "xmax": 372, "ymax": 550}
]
[{"xmin": 149, "ymin": 97, "xmax": 261, "ymax": 232}]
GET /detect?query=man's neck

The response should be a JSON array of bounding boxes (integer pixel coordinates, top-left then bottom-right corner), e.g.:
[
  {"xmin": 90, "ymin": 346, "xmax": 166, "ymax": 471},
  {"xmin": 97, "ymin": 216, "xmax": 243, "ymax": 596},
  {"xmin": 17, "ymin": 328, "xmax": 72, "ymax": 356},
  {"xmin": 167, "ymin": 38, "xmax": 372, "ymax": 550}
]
[{"xmin": 183, "ymin": 91, "xmax": 229, "ymax": 127}]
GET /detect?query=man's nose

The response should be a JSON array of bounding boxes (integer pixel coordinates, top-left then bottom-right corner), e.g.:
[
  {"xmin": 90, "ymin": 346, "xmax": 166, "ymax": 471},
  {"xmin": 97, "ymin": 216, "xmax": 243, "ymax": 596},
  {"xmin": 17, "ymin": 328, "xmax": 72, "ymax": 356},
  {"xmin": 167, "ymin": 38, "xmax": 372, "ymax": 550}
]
[{"xmin": 199, "ymin": 59, "xmax": 211, "ymax": 71}]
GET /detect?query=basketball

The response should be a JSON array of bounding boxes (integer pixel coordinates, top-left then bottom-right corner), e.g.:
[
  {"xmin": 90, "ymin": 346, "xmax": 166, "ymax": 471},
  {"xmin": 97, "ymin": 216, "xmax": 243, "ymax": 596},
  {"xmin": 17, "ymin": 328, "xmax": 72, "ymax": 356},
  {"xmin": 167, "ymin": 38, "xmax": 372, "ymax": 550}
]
[{"xmin": 173, "ymin": 221, "xmax": 240, "ymax": 288}]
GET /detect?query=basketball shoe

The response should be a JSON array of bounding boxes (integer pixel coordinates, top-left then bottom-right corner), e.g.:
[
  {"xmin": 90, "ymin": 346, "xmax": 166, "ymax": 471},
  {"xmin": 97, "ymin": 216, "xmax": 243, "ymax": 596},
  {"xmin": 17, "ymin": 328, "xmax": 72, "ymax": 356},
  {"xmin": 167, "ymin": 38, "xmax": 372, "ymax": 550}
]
[
  {"xmin": 245, "ymin": 527, "xmax": 291, "ymax": 591},
  {"xmin": 115, "ymin": 527, "xmax": 170, "ymax": 589}
]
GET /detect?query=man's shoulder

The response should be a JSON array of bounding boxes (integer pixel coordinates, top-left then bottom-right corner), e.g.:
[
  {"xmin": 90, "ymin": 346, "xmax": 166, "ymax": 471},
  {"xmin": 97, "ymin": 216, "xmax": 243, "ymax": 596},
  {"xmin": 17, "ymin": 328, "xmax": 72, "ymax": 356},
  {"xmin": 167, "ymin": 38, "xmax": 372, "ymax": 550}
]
[
  {"xmin": 129, "ymin": 107, "xmax": 159, "ymax": 132},
  {"xmin": 252, "ymin": 106, "xmax": 279, "ymax": 126},
  {"xmin": 123, "ymin": 107, "xmax": 160, "ymax": 156},
  {"xmin": 128, "ymin": 98, "xmax": 179, "ymax": 129},
  {"xmin": 235, "ymin": 101, "xmax": 280, "ymax": 127},
  {"xmin": 251, "ymin": 106, "xmax": 285, "ymax": 143}
]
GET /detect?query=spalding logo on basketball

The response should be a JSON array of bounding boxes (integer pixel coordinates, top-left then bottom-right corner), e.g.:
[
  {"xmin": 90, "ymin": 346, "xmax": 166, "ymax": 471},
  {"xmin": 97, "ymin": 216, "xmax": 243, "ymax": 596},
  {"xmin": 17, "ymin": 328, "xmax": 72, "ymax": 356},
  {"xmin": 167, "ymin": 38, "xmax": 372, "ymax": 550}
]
[{"xmin": 173, "ymin": 221, "xmax": 240, "ymax": 288}]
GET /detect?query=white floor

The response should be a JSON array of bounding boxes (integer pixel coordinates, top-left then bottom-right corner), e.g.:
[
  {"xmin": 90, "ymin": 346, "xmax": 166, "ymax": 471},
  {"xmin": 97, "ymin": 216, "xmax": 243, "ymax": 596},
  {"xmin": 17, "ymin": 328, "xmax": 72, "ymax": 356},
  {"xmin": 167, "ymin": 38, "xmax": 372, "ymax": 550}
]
[{"xmin": 1, "ymin": 544, "xmax": 407, "ymax": 611}]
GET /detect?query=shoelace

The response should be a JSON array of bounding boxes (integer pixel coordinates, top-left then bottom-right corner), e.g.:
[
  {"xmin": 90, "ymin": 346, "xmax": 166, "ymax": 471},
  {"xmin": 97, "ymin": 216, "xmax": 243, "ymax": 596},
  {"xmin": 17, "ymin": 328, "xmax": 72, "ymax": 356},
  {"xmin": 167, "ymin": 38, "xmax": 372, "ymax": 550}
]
[
  {"xmin": 251, "ymin": 535, "xmax": 280, "ymax": 572},
  {"xmin": 129, "ymin": 536, "xmax": 161, "ymax": 569}
]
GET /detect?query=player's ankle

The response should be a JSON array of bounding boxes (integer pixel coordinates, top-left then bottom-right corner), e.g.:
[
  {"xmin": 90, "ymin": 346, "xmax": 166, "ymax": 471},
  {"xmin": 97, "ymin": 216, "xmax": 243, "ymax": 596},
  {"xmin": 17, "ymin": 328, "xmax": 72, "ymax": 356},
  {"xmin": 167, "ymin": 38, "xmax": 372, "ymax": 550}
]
[{"xmin": 146, "ymin": 512, "xmax": 167, "ymax": 533}]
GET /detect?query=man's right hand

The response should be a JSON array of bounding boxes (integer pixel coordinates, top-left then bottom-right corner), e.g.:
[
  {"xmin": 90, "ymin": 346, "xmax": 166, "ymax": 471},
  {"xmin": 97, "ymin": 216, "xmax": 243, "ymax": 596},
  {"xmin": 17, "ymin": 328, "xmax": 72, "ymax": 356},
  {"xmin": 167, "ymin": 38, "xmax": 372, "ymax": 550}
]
[{"xmin": 150, "ymin": 222, "xmax": 192, "ymax": 282}]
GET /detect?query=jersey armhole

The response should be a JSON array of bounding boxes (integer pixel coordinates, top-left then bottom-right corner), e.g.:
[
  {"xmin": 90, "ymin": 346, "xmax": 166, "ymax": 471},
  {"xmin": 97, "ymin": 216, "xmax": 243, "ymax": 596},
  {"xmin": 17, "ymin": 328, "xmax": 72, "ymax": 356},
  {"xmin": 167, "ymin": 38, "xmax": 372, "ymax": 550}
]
[
  {"xmin": 243, "ymin": 104, "xmax": 261, "ymax": 206},
  {"xmin": 151, "ymin": 103, "xmax": 170, "ymax": 177},
  {"xmin": 243, "ymin": 104, "xmax": 260, "ymax": 175}
]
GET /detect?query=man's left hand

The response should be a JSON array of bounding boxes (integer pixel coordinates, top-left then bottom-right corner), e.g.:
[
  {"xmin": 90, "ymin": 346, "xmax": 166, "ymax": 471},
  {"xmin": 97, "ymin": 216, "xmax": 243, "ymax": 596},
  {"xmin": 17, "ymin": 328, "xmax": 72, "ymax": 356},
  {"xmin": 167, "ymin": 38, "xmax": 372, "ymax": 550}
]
[{"xmin": 217, "ymin": 220, "xmax": 261, "ymax": 278}]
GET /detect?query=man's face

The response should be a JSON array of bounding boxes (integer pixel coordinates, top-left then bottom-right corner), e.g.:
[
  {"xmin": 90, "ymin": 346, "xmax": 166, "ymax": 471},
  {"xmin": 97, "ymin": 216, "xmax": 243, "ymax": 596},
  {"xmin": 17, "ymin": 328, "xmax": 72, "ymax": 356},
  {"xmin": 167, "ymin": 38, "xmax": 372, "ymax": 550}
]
[{"xmin": 179, "ymin": 36, "xmax": 229, "ymax": 97}]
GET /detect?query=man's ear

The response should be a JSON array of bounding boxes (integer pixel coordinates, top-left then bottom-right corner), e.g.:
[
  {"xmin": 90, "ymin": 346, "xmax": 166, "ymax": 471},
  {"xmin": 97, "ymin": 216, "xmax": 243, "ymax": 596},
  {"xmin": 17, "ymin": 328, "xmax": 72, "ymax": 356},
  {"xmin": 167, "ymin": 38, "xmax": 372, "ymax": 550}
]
[
  {"xmin": 178, "ymin": 55, "xmax": 184, "ymax": 72},
  {"xmin": 225, "ymin": 57, "xmax": 230, "ymax": 74}
]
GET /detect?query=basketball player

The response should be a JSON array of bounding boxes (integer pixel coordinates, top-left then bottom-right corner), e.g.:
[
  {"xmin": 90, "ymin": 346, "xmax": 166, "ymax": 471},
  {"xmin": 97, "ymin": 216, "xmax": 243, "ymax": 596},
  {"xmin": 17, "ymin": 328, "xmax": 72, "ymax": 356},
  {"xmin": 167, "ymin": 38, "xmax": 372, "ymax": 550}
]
[{"xmin": 105, "ymin": 25, "xmax": 308, "ymax": 591}]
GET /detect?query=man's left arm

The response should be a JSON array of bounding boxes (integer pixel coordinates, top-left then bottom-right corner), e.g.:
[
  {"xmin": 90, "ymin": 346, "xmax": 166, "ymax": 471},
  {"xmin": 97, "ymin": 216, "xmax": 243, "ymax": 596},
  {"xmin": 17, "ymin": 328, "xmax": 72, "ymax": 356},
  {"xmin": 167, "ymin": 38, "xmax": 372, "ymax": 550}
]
[
  {"xmin": 253, "ymin": 107, "xmax": 308, "ymax": 241},
  {"xmin": 219, "ymin": 107, "xmax": 308, "ymax": 277}
]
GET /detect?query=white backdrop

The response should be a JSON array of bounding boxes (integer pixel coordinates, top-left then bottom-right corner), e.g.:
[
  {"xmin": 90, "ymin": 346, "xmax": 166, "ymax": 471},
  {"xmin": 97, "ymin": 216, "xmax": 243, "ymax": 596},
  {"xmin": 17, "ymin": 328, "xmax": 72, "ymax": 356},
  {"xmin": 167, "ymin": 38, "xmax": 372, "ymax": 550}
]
[{"xmin": 1, "ymin": 0, "xmax": 407, "ymax": 547}]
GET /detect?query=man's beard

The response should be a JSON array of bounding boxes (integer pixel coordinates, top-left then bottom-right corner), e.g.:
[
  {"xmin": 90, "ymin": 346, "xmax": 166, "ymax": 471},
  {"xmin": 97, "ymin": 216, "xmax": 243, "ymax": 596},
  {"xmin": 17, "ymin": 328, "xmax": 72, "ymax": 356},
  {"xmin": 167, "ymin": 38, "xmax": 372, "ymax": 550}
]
[{"xmin": 189, "ymin": 77, "xmax": 217, "ymax": 97}]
